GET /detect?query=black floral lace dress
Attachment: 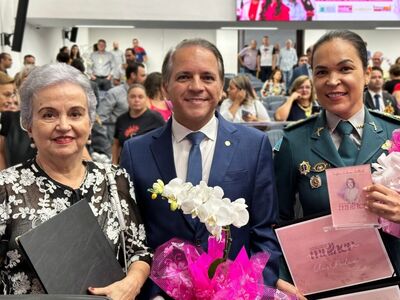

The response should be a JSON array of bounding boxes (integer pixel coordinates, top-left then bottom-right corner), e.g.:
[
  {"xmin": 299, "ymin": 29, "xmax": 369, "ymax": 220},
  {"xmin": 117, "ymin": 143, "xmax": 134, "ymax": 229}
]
[{"xmin": 0, "ymin": 159, "xmax": 152, "ymax": 294}]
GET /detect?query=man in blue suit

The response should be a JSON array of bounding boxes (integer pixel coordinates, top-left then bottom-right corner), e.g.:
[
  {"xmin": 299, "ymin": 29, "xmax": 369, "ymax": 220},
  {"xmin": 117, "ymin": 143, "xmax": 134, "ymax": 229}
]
[{"xmin": 120, "ymin": 39, "xmax": 281, "ymax": 299}]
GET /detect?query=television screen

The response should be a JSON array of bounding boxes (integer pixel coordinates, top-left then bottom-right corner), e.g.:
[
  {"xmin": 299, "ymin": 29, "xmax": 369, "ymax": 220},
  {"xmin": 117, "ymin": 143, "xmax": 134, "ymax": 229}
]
[{"xmin": 236, "ymin": 0, "xmax": 400, "ymax": 21}]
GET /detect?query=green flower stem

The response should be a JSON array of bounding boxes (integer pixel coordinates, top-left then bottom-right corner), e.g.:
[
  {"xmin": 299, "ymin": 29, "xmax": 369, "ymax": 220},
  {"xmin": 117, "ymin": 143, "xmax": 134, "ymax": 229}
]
[{"xmin": 223, "ymin": 225, "xmax": 232, "ymax": 260}]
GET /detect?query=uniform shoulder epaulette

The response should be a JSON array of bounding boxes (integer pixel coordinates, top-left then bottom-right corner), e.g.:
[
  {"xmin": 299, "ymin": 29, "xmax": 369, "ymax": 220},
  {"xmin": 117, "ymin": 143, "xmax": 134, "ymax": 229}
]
[
  {"xmin": 284, "ymin": 113, "xmax": 318, "ymax": 131},
  {"xmin": 368, "ymin": 109, "xmax": 400, "ymax": 123}
]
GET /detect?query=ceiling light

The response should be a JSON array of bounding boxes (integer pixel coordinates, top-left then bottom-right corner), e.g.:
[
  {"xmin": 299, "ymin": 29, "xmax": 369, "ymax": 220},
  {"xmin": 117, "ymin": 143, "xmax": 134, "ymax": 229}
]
[
  {"xmin": 220, "ymin": 27, "xmax": 278, "ymax": 30},
  {"xmin": 375, "ymin": 27, "xmax": 400, "ymax": 30},
  {"xmin": 75, "ymin": 25, "xmax": 135, "ymax": 29}
]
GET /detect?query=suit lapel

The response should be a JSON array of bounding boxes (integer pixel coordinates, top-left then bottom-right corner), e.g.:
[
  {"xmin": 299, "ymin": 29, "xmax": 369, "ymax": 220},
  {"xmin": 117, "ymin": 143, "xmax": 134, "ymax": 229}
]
[
  {"xmin": 310, "ymin": 112, "xmax": 344, "ymax": 167},
  {"xmin": 150, "ymin": 120, "xmax": 177, "ymax": 182},
  {"xmin": 364, "ymin": 92, "xmax": 374, "ymax": 109},
  {"xmin": 355, "ymin": 109, "xmax": 386, "ymax": 165},
  {"xmin": 208, "ymin": 116, "xmax": 239, "ymax": 187}
]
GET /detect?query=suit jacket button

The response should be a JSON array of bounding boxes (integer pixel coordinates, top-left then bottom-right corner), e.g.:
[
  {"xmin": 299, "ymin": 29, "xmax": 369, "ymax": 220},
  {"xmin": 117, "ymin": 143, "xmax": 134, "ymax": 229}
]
[{"xmin": 195, "ymin": 239, "xmax": 201, "ymax": 247}]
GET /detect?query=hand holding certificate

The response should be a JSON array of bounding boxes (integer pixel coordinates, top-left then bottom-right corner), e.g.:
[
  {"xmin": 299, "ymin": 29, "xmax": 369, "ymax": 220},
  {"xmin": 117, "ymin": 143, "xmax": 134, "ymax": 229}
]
[{"xmin": 326, "ymin": 165, "xmax": 379, "ymax": 229}]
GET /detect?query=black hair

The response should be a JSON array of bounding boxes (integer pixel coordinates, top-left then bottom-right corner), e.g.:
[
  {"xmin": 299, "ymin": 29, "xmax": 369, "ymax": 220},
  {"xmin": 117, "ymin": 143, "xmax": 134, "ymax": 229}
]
[
  {"xmin": 144, "ymin": 72, "xmax": 162, "ymax": 99},
  {"xmin": 125, "ymin": 62, "xmax": 145, "ymax": 80},
  {"xmin": 311, "ymin": 30, "xmax": 368, "ymax": 70}
]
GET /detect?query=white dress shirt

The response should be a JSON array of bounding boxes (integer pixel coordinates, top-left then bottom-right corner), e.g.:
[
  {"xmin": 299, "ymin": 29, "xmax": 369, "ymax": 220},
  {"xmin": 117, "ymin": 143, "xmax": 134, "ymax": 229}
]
[
  {"xmin": 368, "ymin": 90, "xmax": 385, "ymax": 112},
  {"xmin": 171, "ymin": 116, "xmax": 218, "ymax": 183}
]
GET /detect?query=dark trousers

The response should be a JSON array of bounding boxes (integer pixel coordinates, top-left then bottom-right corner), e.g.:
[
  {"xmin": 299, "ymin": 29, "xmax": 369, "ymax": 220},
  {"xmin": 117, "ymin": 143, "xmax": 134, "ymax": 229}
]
[
  {"xmin": 93, "ymin": 76, "xmax": 112, "ymax": 91},
  {"xmin": 243, "ymin": 67, "xmax": 257, "ymax": 77},
  {"xmin": 259, "ymin": 66, "xmax": 272, "ymax": 82}
]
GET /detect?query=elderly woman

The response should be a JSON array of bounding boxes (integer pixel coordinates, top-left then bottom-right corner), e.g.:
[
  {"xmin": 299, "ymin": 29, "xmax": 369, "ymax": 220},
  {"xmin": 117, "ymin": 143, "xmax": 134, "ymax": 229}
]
[
  {"xmin": 219, "ymin": 74, "xmax": 270, "ymax": 122},
  {"xmin": 274, "ymin": 75, "xmax": 318, "ymax": 121},
  {"xmin": 0, "ymin": 63, "xmax": 151, "ymax": 298}
]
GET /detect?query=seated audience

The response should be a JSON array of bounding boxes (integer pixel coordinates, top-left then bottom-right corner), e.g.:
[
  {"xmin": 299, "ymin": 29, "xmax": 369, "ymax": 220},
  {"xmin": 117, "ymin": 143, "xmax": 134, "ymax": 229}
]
[
  {"xmin": 274, "ymin": 75, "xmax": 318, "ymax": 121},
  {"xmin": 384, "ymin": 64, "xmax": 400, "ymax": 94},
  {"xmin": 220, "ymin": 74, "xmax": 270, "ymax": 122},
  {"xmin": 261, "ymin": 68, "xmax": 285, "ymax": 97}
]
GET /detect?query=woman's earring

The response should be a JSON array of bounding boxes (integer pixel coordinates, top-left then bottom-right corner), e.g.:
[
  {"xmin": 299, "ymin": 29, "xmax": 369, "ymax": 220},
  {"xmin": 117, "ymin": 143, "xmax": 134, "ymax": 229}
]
[
  {"xmin": 30, "ymin": 138, "xmax": 36, "ymax": 149},
  {"xmin": 87, "ymin": 135, "xmax": 92, "ymax": 145}
]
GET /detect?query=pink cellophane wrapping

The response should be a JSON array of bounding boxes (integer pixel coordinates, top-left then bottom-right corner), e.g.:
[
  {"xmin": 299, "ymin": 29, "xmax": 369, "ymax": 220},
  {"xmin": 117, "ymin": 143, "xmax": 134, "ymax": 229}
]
[{"xmin": 150, "ymin": 236, "xmax": 297, "ymax": 300}]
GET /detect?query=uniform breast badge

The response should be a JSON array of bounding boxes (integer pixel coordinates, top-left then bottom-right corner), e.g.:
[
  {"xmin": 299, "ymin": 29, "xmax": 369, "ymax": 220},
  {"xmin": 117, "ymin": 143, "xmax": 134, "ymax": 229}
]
[
  {"xmin": 310, "ymin": 175, "xmax": 322, "ymax": 189},
  {"xmin": 312, "ymin": 162, "xmax": 329, "ymax": 173},
  {"xmin": 315, "ymin": 127, "xmax": 324, "ymax": 137},
  {"xmin": 299, "ymin": 161, "xmax": 311, "ymax": 175}
]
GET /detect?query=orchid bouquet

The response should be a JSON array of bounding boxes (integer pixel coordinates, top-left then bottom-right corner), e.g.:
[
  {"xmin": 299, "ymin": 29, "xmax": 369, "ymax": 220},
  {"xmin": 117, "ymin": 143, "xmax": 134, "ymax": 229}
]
[
  {"xmin": 148, "ymin": 178, "xmax": 296, "ymax": 300},
  {"xmin": 371, "ymin": 129, "xmax": 400, "ymax": 237}
]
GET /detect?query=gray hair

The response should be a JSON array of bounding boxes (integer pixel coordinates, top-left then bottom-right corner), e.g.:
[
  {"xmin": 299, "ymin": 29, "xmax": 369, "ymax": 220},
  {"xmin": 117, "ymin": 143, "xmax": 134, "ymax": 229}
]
[
  {"xmin": 161, "ymin": 38, "xmax": 225, "ymax": 85},
  {"xmin": 19, "ymin": 63, "xmax": 97, "ymax": 130}
]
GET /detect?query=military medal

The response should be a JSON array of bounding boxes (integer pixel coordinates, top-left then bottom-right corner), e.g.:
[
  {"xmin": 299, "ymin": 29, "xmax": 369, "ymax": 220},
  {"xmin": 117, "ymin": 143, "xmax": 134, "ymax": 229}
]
[
  {"xmin": 368, "ymin": 122, "xmax": 377, "ymax": 131},
  {"xmin": 312, "ymin": 162, "xmax": 328, "ymax": 173},
  {"xmin": 310, "ymin": 175, "xmax": 322, "ymax": 189},
  {"xmin": 299, "ymin": 161, "xmax": 311, "ymax": 175}
]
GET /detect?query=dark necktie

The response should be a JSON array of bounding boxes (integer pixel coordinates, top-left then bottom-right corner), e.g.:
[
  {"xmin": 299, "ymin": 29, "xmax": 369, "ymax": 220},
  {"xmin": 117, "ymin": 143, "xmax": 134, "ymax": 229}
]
[
  {"xmin": 374, "ymin": 94, "xmax": 381, "ymax": 110},
  {"xmin": 186, "ymin": 132, "xmax": 206, "ymax": 185},
  {"xmin": 336, "ymin": 121, "xmax": 358, "ymax": 166}
]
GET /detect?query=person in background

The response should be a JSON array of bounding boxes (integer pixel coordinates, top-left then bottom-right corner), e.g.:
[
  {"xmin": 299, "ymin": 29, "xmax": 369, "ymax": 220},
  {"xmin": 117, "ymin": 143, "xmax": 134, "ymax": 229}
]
[
  {"xmin": 272, "ymin": 42, "xmax": 281, "ymax": 70},
  {"xmin": 120, "ymin": 38, "xmax": 282, "ymax": 299},
  {"xmin": 274, "ymin": 75, "xmax": 318, "ymax": 121},
  {"xmin": 88, "ymin": 39, "xmax": 116, "ymax": 91},
  {"xmin": 111, "ymin": 42, "xmax": 125, "ymax": 86},
  {"xmin": 261, "ymin": 68, "xmax": 286, "ymax": 97},
  {"xmin": 0, "ymin": 72, "xmax": 16, "ymax": 112},
  {"xmin": 257, "ymin": 35, "xmax": 273, "ymax": 82},
  {"xmin": 56, "ymin": 52, "xmax": 71, "ymax": 64},
  {"xmin": 290, "ymin": 46, "xmax": 313, "ymax": 87},
  {"xmin": 112, "ymin": 84, "xmax": 164, "ymax": 164},
  {"xmin": 0, "ymin": 63, "xmax": 151, "ymax": 297},
  {"xmin": 279, "ymin": 39, "xmax": 298, "ymax": 91},
  {"xmin": 284, "ymin": 0, "xmax": 306, "ymax": 20},
  {"xmin": 23, "ymin": 54, "xmax": 36, "ymax": 66},
  {"xmin": 113, "ymin": 48, "xmax": 137, "ymax": 85},
  {"xmin": 0, "ymin": 66, "xmax": 36, "ymax": 169},
  {"xmin": 364, "ymin": 66, "xmax": 399, "ymax": 115},
  {"xmin": 0, "ymin": 53, "xmax": 12, "ymax": 74},
  {"xmin": 274, "ymin": 31, "xmax": 400, "ymax": 296},
  {"xmin": 220, "ymin": 74, "xmax": 271, "ymax": 123},
  {"xmin": 70, "ymin": 44, "xmax": 83, "ymax": 62},
  {"xmin": 238, "ymin": 40, "xmax": 258, "ymax": 76},
  {"xmin": 262, "ymin": 0, "xmax": 290, "ymax": 21},
  {"xmin": 144, "ymin": 72, "xmax": 173, "ymax": 121},
  {"xmin": 132, "ymin": 38, "xmax": 148, "ymax": 64},
  {"xmin": 237, "ymin": 0, "xmax": 265, "ymax": 20},
  {"xmin": 384, "ymin": 64, "xmax": 400, "ymax": 95}
]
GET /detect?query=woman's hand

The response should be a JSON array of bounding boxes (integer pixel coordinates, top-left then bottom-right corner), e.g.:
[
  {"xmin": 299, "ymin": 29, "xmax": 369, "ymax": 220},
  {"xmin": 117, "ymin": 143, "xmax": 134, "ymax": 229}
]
[
  {"xmin": 364, "ymin": 184, "xmax": 400, "ymax": 223},
  {"xmin": 89, "ymin": 261, "xmax": 150, "ymax": 300},
  {"xmin": 243, "ymin": 112, "xmax": 258, "ymax": 122},
  {"xmin": 276, "ymin": 279, "xmax": 307, "ymax": 300},
  {"xmin": 288, "ymin": 91, "xmax": 301, "ymax": 103}
]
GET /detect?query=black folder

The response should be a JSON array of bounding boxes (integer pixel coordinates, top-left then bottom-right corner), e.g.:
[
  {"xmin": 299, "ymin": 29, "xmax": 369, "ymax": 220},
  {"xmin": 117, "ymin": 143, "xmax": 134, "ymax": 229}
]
[{"xmin": 16, "ymin": 199, "xmax": 125, "ymax": 294}]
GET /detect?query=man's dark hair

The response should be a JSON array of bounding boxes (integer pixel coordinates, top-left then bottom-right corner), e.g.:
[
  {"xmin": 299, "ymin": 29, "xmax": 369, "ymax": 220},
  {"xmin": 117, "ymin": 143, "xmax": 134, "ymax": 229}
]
[
  {"xmin": 371, "ymin": 66, "xmax": 384, "ymax": 75},
  {"xmin": 56, "ymin": 52, "xmax": 70, "ymax": 63},
  {"xmin": 70, "ymin": 58, "xmax": 85, "ymax": 73},
  {"xmin": 389, "ymin": 64, "xmax": 400, "ymax": 77},
  {"xmin": 0, "ymin": 52, "xmax": 10, "ymax": 61},
  {"xmin": 24, "ymin": 54, "xmax": 35, "ymax": 61},
  {"xmin": 126, "ymin": 62, "xmax": 145, "ymax": 80}
]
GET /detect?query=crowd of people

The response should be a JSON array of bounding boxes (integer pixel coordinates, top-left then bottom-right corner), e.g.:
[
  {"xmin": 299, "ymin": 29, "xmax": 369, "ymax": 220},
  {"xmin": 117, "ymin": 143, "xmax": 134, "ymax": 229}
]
[{"xmin": 0, "ymin": 30, "xmax": 400, "ymax": 299}]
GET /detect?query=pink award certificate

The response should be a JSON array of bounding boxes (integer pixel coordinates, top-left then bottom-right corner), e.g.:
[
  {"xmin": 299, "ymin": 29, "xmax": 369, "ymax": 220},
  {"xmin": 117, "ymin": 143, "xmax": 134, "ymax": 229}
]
[
  {"xmin": 326, "ymin": 165, "xmax": 379, "ymax": 228},
  {"xmin": 320, "ymin": 285, "xmax": 400, "ymax": 300},
  {"xmin": 275, "ymin": 215, "xmax": 394, "ymax": 295}
]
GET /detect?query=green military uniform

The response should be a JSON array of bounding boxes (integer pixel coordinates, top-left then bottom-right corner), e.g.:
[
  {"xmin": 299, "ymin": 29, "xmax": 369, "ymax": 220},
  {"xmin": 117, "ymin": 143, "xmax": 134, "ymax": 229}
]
[{"xmin": 274, "ymin": 108, "xmax": 400, "ymax": 275}]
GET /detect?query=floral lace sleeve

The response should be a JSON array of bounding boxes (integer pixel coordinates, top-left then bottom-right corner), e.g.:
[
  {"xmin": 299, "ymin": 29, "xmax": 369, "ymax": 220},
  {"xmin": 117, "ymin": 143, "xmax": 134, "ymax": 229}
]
[
  {"xmin": 113, "ymin": 166, "xmax": 153, "ymax": 268},
  {"xmin": 0, "ymin": 183, "xmax": 10, "ymax": 261}
]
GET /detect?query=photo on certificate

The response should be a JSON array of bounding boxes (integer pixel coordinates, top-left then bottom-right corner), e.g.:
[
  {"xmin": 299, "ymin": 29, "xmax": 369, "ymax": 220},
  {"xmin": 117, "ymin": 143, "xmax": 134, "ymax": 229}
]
[
  {"xmin": 326, "ymin": 164, "xmax": 379, "ymax": 229},
  {"xmin": 275, "ymin": 214, "xmax": 395, "ymax": 298}
]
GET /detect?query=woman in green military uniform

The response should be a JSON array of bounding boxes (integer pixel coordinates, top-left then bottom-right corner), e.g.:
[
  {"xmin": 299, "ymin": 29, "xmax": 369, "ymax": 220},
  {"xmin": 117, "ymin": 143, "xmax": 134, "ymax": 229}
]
[{"xmin": 274, "ymin": 30, "xmax": 400, "ymax": 288}]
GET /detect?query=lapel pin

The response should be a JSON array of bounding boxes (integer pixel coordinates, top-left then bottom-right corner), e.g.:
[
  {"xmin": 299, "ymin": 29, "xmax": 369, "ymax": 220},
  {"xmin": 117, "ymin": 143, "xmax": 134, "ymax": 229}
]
[
  {"xmin": 310, "ymin": 175, "xmax": 322, "ymax": 189},
  {"xmin": 315, "ymin": 127, "xmax": 324, "ymax": 137},
  {"xmin": 299, "ymin": 161, "xmax": 311, "ymax": 175},
  {"xmin": 368, "ymin": 122, "xmax": 377, "ymax": 131},
  {"xmin": 225, "ymin": 140, "xmax": 231, "ymax": 147}
]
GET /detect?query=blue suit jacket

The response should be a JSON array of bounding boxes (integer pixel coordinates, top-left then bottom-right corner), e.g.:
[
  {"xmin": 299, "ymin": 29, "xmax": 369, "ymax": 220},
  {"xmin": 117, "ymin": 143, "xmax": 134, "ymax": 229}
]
[
  {"xmin": 289, "ymin": 63, "xmax": 310, "ymax": 88},
  {"xmin": 121, "ymin": 113, "xmax": 280, "ymax": 297}
]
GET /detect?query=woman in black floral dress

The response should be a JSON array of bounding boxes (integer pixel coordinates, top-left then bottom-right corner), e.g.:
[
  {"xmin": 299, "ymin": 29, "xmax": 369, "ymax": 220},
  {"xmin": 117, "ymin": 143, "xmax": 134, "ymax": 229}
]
[{"xmin": 0, "ymin": 63, "xmax": 152, "ymax": 299}]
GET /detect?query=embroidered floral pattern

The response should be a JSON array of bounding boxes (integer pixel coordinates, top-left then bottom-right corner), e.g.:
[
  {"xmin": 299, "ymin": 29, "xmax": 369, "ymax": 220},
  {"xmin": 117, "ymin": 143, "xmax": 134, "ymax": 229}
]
[{"xmin": 0, "ymin": 159, "xmax": 152, "ymax": 294}]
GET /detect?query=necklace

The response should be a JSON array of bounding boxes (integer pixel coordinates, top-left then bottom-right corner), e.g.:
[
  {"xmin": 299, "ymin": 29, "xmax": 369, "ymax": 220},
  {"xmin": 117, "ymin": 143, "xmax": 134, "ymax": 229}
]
[{"xmin": 296, "ymin": 102, "xmax": 312, "ymax": 117}]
